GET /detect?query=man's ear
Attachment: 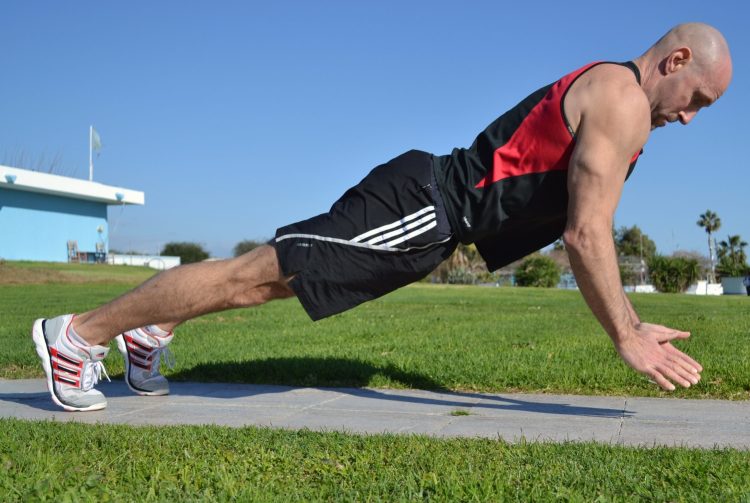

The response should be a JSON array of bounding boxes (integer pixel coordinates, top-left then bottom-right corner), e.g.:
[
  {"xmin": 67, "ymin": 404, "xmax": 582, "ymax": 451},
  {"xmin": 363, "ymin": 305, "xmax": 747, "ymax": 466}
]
[{"xmin": 666, "ymin": 47, "xmax": 693, "ymax": 74}]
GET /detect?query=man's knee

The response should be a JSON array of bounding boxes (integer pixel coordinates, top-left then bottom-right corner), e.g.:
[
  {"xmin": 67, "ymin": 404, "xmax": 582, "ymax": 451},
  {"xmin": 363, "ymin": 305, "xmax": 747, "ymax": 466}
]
[
  {"xmin": 226, "ymin": 244, "xmax": 296, "ymax": 307},
  {"xmin": 235, "ymin": 244, "xmax": 283, "ymax": 275}
]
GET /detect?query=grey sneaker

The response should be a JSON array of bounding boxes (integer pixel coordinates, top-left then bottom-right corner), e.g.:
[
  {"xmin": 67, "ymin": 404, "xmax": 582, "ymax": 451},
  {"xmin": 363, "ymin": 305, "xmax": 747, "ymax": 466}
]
[
  {"xmin": 115, "ymin": 327, "xmax": 174, "ymax": 396},
  {"xmin": 32, "ymin": 315, "xmax": 110, "ymax": 412}
]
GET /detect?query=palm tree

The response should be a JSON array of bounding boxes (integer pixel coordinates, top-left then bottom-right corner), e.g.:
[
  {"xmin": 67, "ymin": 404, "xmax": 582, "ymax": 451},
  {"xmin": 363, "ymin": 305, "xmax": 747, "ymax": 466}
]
[
  {"xmin": 697, "ymin": 210, "xmax": 721, "ymax": 282},
  {"xmin": 718, "ymin": 234, "xmax": 748, "ymax": 271}
]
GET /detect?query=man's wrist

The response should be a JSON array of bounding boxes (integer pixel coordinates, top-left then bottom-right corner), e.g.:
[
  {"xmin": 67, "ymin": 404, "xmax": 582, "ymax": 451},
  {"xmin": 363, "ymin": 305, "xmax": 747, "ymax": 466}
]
[{"xmin": 607, "ymin": 320, "xmax": 638, "ymax": 345}]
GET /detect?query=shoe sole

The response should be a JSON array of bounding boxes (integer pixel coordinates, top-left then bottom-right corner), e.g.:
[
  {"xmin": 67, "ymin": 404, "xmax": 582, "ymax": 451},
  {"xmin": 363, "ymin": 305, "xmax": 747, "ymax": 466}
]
[
  {"xmin": 115, "ymin": 334, "xmax": 169, "ymax": 396},
  {"xmin": 31, "ymin": 319, "xmax": 107, "ymax": 412}
]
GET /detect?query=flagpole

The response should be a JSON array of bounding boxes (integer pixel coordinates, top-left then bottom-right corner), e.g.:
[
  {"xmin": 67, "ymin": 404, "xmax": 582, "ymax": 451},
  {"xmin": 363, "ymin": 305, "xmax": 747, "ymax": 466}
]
[{"xmin": 89, "ymin": 125, "xmax": 93, "ymax": 181}]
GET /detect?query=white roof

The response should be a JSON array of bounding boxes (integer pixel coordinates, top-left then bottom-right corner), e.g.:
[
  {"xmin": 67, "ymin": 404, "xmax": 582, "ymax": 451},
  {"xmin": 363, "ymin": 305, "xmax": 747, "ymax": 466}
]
[{"xmin": 0, "ymin": 165, "xmax": 144, "ymax": 205}]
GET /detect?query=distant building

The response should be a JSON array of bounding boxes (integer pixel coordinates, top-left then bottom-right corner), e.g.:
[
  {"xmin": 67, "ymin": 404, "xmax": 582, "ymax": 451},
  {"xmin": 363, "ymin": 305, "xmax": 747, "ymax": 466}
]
[
  {"xmin": 107, "ymin": 253, "xmax": 180, "ymax": 270},
  {"xmin": 0, "ymin": 165, "xmax": 144, "ymax": 263}
]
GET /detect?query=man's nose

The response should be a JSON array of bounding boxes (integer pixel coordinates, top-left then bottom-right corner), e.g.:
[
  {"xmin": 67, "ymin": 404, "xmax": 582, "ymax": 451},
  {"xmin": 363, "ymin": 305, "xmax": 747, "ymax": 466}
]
[{"xmin": 679, "ymin": 110, "xmax": 697, "ymax": 125}]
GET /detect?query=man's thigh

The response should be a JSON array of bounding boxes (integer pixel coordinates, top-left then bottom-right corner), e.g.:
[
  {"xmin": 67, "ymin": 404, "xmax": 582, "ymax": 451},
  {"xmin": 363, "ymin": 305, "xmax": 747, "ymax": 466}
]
[{"xmin": 271, "ymin": 150, "xmax": 457, "ymax": 320}]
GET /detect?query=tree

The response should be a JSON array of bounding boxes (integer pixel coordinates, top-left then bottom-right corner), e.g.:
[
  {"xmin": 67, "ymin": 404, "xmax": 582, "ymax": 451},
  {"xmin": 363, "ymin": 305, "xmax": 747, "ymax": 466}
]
[
  {"xmin": 233, "ymin": 239, "xmax": 265, "ymax": 257},
  {"xmin": 614, "ymin": 225, "xmax": 657, "ymax": 259},
  {"xmin": 716, "ymin": 234, "xmax": 749, "ymax": 277},
  {"xmin": 161, "ymin": 242, "xmax": 209, "ymax": 264},
  {"xmin": 697, "ymin": 210, "xmax": 721, "ymax": 281},
  {"xmin": 514, "ymin": 255, "xmax": 561, "ymax": 288},
  {"xmin": 647, "ymin": 255, "xmax": 700, "ymax": 293}
]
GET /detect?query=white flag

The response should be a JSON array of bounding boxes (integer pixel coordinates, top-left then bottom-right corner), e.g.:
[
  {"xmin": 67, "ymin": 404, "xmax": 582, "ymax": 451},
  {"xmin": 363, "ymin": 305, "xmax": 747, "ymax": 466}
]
[{"xmin": 92, "ymin": 127, "xmax": 102, "ymax": 153}]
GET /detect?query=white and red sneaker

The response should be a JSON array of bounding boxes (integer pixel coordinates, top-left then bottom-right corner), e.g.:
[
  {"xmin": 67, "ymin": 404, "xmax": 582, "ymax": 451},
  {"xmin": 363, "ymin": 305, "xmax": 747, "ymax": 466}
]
[
  {"xmin": 115, "ymin": 326, "xmax": 174, "ymax": 396},
  {"xmin": 32, "ymin": 315, "xmax": 111, "ymax": 411}
]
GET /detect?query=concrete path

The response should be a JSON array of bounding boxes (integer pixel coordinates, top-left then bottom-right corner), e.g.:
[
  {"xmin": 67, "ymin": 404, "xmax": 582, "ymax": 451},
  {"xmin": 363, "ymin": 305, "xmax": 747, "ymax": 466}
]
[{"xmin": 1, "ymin": 379, "xmax": 748, "ymax": 450}]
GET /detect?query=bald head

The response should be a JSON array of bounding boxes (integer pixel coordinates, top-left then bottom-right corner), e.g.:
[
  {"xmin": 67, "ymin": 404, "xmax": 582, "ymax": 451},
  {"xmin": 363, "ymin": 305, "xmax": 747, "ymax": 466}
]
[
  {"xmin": 652, "ymin": 23, "xmax": 731, "ymax": 76},
  {"xmin": 635, "ymin": 23, "xmax": 732, "ymax": 129}
]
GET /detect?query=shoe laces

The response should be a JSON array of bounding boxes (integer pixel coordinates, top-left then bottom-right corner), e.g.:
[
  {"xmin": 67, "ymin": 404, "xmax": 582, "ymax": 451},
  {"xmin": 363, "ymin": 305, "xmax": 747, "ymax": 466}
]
[
  {"xmin": 157, "ymin": 346, "xmax": 176, "ymax": 371},
  {"xmin": 82, "ymin": 360, "xmax": 111, "ymax": 391},
  {"xmin": 141, "ymin": 346, "xmax": 175, "ymax": 378}
]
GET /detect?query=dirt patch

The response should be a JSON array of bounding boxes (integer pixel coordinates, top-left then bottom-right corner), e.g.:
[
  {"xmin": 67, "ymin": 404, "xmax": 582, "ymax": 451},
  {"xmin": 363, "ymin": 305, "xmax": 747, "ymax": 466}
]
[
  {"xmin": 0, "ymin": 264, "xmax": 153, "ymax": 285},
  {"xmin": 0, "ymin": 265, "xmax": 72, "ymax": 284}
]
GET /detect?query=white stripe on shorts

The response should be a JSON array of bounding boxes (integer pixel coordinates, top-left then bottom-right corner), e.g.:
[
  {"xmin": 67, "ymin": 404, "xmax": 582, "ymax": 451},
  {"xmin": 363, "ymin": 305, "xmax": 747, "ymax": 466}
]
[
  {"xmin": 351, "ymin": 206, "xmax": 435, "ymax": 243},
  {"xmin": 274, "ymin": 233, "xmax": 453, "ymax": 252},
  {"xmin": 385, "ymin": 220, "xmax": 438, "ymax": 247},
  {"xmin": 365, "ymin": 212, "xmax": 437, "ymax": 245}
]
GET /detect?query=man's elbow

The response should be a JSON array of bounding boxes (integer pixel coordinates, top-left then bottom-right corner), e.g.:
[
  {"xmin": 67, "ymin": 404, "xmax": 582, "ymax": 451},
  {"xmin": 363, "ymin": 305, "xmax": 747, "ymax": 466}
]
[
  {"xmin": 562, "ymin": 228, "xmax": 585, "ymax": 253},
  {"xmin": 562, "ymin": 225, "xmax": 608, "ymax": 256}
]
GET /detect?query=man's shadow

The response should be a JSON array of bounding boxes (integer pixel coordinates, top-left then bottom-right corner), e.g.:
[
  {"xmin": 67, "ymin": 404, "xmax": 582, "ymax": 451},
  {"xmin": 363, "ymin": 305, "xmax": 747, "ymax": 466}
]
[
  {"xmin": 2, "ymin": 357, "xmax": 632, "ymax": 418},
  {"xmin": 164, "ymin": 357, "xmax": 632, "ymax": 418}
]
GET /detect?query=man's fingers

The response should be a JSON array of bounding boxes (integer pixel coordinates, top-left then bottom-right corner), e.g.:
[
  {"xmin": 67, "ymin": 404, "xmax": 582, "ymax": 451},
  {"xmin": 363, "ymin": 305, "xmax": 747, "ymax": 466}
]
[
  {"xmin": 653, "ymin": 328, "xmax": 691, "ymax": 343},
  {"xmin": 663, "ymin": 343, "xmax": 703, "ymax": 373},
  {"xmin": 639, "ymin": 322, "xmax": 690, "ymax": 341},
  {"xmin": 666, "ymin": 357, "xmax": 701, "ymax": 385},
  {"xmin": 649, "ymin": 370, "xmax": 676, "ymax": 391},
  {"xmin": 655, "ymin": 364, "xmax": 693, "ymax": 389},
  {"xmin": 669, "ymin": 357, "xmax": 701, "ymax": 384}
]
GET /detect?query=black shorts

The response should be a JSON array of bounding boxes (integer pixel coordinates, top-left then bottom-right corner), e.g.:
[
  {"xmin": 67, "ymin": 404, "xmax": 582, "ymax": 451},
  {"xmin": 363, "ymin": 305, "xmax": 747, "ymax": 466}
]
[{"xmin": 272, "ymin": 150, "xmax": 458, "ymax": 321}]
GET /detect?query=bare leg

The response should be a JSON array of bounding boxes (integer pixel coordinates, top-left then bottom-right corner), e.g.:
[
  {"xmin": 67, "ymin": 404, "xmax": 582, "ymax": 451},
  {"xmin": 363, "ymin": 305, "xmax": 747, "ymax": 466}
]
[{"xmin": 73, "ymin": 245, "xmax": 295, "ymax": 346}]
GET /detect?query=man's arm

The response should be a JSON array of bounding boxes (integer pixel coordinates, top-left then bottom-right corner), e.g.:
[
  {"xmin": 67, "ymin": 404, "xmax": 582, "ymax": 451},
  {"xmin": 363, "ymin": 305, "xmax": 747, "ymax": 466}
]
[{"xmin": 563, "ymin": 76, "xmax": 702, "ymax": 391}]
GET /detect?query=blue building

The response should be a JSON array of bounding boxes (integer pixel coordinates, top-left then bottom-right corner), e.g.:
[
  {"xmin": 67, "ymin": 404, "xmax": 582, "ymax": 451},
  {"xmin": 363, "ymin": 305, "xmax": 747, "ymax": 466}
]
[{"xmin": 0, "ymin": 165, "xmax": 144, "ymax": 262}]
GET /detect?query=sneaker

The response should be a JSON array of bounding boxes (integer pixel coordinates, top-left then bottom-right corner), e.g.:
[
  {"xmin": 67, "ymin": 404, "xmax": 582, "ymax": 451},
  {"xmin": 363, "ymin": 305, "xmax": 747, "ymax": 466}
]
[
  {"xmin": 115, "ymin": 326, "xmax": 174, "ymax": 396},
  {"xmin": 32, "ymin": 315, "xmax": 111, "ymax": 412}
]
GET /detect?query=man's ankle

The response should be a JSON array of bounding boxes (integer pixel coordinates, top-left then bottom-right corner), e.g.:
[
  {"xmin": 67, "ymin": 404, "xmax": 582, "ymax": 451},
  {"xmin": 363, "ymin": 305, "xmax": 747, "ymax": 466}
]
[{"xmin": 71, "ymin": 316, "xmax": 110, "ymax": 347}]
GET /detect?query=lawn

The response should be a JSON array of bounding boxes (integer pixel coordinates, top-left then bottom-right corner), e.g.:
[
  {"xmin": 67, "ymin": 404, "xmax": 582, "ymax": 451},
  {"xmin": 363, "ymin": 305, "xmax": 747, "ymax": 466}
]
[
  {"xmin": 1, "ymin": 262, "xmax": 749, "ymax": 501},
  {"xmin": 1, "ymin": 265, "xmax": 748, "ymax": 398},
  {"xmin": 2, "ymin": 419, "xmax": 749, "ymax": 502}
]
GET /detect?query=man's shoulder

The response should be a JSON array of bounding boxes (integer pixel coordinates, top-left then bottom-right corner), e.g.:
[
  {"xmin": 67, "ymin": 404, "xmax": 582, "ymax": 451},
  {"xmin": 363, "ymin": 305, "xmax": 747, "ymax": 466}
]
[
  {"xmin": 576, "ymin": 64, "xmax": 649, "ymax": 117},
  {"xmin": 564, "ymin": 63, "xmax": 650, "ymax": 144},
  {"xmin": 570, "ymin": 64, "xmax": 650, "ymax": 144}
]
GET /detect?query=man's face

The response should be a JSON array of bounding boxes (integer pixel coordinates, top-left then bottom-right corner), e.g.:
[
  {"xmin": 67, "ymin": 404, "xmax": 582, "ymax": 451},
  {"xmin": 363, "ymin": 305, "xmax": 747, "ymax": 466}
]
[
  {"xmin": 650, "ymin": 70, "xmax": 716, "ymax": 129},
  {"xmin": 650, "ymin": 58, "xmax": 731, "ymax": 130}
]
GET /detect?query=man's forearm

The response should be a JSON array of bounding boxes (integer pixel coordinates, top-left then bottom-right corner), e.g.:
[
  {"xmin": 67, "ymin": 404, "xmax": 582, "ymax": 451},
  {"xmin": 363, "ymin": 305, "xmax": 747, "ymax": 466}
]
[
  {"xmin": 621, "ymin": 289, "xmax": 640, "ymax": 325},
  {"xmin": 564, "ymin": 227, "xmax": 635, "ymax": 343}
]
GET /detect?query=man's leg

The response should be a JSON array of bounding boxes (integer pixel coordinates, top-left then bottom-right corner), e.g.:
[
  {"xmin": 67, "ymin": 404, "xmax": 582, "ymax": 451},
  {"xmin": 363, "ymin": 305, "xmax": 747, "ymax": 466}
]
[
  {"xmin": 74, "ymin": 244, "xmax": 294, "ymax": 346},
  {"xmin": 32, "ymin": 245, "xmax": 295, "ymax": 410}
]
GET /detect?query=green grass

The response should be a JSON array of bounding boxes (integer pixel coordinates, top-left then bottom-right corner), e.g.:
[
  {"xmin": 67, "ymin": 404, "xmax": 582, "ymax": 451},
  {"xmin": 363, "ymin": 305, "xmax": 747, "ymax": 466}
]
[
  {"xmin": 1, "ymin": 281, "xmax": 748, "ymax": 398},
  {"xmin": 1, "ymin": 418, "xmax": 748, "ymax": 502},
  {"xmin": 2, "ymin": 263, "xmax": 749, "ymax": 500}
]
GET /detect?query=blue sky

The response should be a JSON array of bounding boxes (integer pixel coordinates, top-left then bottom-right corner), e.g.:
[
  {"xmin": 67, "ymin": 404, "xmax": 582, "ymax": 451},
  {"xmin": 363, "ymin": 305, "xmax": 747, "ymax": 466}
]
[{"xmin": 2, "ymin": 1, "xmax": 748, "ymax": 258}]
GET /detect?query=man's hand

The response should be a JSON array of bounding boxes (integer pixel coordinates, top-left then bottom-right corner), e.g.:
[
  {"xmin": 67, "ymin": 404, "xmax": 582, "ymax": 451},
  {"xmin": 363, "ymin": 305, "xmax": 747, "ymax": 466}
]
[{"xmin": 613, "ymin": 323, "xmax": 703, "ymax": 391}]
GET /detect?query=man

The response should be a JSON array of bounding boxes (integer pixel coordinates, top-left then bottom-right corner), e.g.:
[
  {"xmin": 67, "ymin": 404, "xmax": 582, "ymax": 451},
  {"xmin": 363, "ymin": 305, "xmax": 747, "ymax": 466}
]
[{"xmin": 33, "ymin": 23, "xmax": 732, "ymax": 411}]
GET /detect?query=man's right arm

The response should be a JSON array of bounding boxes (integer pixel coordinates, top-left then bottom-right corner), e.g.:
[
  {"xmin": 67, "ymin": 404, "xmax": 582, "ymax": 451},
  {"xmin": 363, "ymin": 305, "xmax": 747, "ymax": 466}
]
[{"xmin": 563, "ymin": 76, "xmax": 702, "ymax": 391}]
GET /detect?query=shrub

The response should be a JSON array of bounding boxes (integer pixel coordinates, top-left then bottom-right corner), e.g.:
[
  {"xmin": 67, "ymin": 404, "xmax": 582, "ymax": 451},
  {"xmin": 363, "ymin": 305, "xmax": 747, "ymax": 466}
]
[
  {"xmin": 715, "ymin": 235, "xmax": 749, "ymax": 278},
  {"xmin": 515, "ymin": 255, "xmax": 560, "ymax": 288},
  {"xmin": 447, "ymin": 267, "xmax": 476, "ymax": 285},
  {"xmin": 233, "ymin": 239, "xmax": 266, "ymax": 257},
  {"xmin": 716, "ymin": 257, "xmax": 750, "ymax": 278},
  {"xmin": 647, "ymin": 255, "xmax": 700, "ymax": 293},
  {"xmin": 161, "ymin": 242, "xmax": 209, "ymax": 264}
]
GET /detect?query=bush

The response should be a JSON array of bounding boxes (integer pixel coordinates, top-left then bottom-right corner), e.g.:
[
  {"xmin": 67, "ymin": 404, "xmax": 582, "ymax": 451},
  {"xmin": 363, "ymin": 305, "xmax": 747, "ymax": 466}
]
[
  {"xmin": 447, "ymin": 267, "xmax": 476, "ymax": 285},
  {"xmin": 515, "ymin": 255, "xmax": 560, "ymax": 288},
  {"xmin": 233, "ymin": 240, "xmax": 266, "ymax": 257},
  {"xmin": 716, "ymin": 257, "xmax": 750, "ymax": 278},
  {"xmin": 647, "ymin": 255, "xmax": 700, "ymax": 293},
  {"xmin": 161, "ymin": 242, "xmax": 209, "ymax": 264}
]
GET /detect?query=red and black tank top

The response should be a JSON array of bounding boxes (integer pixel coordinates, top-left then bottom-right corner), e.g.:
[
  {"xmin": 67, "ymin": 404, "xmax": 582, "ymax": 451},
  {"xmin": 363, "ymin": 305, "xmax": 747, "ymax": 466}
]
[{"xmin": 433, "ymin": 61, "xmax": 642, "ymax": 271}]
